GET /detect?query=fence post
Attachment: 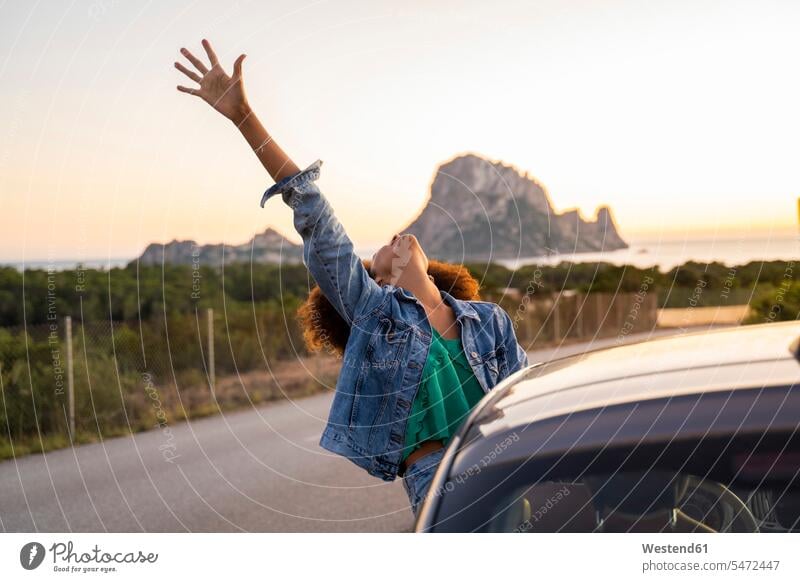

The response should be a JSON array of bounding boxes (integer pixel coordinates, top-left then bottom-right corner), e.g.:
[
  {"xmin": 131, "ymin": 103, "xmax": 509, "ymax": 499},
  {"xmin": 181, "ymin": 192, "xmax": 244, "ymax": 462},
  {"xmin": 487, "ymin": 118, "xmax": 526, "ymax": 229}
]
[
  {"xmin": 525, "ymin": 303, "xmax": 535, "ymax": 346},
  {"xmin": 595, "ymin": 293, "xmax": 604, "ymax": 335},
  {"xmin": 552, "ymin": 296, "xmax": 561, "ymax": 342},
  {"xmin": 65, "ymin": 315, "xmax": 75, "ymax": 439},
  {"xmin": 615, "ymin": 294, "xmax": 624, "ymax": 332},
  {"xmin": 648, "ymin": 292, "xmax": 658, "ymax": 329},
  {"xmin": 207, "ymin": 308, "xmax": 215, "ymax": 391}
]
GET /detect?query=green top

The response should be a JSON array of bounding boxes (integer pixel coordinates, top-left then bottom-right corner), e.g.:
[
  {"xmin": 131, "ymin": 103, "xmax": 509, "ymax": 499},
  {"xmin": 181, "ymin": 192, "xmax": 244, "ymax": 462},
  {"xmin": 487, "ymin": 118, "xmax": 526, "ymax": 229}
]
[{"xmin": 401, "ymin": 326, "xmax": 486, "ymax": 462}]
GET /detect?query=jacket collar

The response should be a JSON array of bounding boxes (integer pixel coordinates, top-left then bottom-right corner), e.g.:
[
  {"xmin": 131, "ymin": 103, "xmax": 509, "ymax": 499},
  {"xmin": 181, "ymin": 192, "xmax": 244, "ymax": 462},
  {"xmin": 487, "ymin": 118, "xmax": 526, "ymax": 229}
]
[{"xmin": 392, "ymin": 285, "xmax": 480, "ymax": 321}]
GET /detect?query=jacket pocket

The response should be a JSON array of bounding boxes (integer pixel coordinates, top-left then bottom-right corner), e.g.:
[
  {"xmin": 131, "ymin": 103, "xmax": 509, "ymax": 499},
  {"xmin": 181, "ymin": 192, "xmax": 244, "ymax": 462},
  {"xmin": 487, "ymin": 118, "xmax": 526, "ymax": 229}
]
[
  {"xmin": 496, "ymin": 344, "xmax": 509, "ymax": 377},
  {"xmin": 368, "ymin": 316, "xmax": 411, "ymax": 353},
  {"xmin": 348, "ymin": 365, "xmax": 368, "ymax": 430},
  {"xmin": 481, "ymin": 345, "xmax": 509, "ymax": 386},
  {"xmin": 348, "ymin": 316, "xmax": 411, "ymax": 436},
  {"xmin": 349, "ymin": 370, "xmax": 396, "ymax": 438},
  {"xmin": 367, "ymin": 391, "xmax": 392, "ymax": 447}
]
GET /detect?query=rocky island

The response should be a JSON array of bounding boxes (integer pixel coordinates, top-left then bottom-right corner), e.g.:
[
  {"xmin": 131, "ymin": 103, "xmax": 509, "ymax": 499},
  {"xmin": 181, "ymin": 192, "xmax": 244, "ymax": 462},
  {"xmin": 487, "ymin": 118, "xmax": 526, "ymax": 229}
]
[
  {"xmin": 131, "ymin": 227, "xmax": 303, "ymax": 267},
  {"xmin": 403, "ymin": 153, "xmax": 627, "ymax": 261}
]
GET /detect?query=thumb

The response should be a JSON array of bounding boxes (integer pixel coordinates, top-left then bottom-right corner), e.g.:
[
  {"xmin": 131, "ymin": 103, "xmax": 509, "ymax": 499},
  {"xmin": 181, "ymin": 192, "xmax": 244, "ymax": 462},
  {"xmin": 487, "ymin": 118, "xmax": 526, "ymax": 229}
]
[{"xmin": 233, "ymin": 54, "xmax": 246, "ymax": 78}]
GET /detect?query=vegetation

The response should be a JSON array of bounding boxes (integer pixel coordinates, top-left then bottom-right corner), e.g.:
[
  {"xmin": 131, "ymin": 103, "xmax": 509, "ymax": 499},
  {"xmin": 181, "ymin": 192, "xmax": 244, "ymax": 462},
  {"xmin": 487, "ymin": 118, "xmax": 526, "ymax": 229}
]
[
  {"xmin": 466, "ymin": 259, "xmax": 793, "ymax": 308},
  {"xmin": 747, "ymin": 280, "xmax": 800, "ymax": 324},
  {"xmin": 0, "ymin": 259, "xmax": 795, "ymax": 460}
]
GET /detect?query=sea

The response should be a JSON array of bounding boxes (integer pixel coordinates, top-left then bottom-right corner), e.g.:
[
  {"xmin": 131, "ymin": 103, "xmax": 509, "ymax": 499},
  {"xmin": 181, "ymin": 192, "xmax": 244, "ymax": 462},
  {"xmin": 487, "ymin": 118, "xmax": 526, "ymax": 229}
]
[
  {"xmin": 3, "ymin": 235, "xmax": 797, "ymax": 273},
  {"xmin": 491, "ymin": 235, "xmax": 799, "ymax": 271},
  {"xmin": 360, "ymin": 235, "xmax": 799, "ymax": 271}
]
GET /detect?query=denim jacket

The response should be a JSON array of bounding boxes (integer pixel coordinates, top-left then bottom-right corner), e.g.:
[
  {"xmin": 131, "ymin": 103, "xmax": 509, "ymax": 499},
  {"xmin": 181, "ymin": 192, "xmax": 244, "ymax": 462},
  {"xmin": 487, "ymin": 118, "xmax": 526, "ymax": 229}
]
[{"xmin": 261, "ymin": 159, "xmax": 529, "ymax": 482}]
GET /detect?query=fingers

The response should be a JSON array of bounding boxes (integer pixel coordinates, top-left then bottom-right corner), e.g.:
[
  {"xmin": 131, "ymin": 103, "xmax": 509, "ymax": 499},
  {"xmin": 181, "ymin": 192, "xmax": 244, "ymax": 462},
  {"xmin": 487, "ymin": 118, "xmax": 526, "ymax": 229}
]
[
  {"xmin": 232, "ymin": 54, "xmax": 246, "ymax": 79},
  {"xmin": 176, "ymin": 85, "xmax": 200, "ymax": 96},
  {"xmin": 174, "ymin": 61, "xmax": 202, "ymax": 83},
  {"xmin": 180, "ymin": 47, "xmax": 208, "ymax": 75},
  {"xmin": 202, "ymin": 38, "xmax": 219, "ymax": 67}
]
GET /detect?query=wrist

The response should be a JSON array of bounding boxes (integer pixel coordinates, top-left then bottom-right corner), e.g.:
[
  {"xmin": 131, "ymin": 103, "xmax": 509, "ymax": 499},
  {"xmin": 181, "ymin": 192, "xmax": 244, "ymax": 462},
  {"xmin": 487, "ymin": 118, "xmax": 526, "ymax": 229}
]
[{"xmin": 229, "ymin": 102, "xmax": 254, "ymax": 126}]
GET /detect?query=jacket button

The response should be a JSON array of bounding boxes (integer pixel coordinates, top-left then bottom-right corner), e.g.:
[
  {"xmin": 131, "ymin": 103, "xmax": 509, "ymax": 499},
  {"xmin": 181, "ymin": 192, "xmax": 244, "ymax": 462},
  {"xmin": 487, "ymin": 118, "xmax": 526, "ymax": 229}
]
[{"xmin": 470, "ymin": 351, "xmax": 478, "ymax": 358}]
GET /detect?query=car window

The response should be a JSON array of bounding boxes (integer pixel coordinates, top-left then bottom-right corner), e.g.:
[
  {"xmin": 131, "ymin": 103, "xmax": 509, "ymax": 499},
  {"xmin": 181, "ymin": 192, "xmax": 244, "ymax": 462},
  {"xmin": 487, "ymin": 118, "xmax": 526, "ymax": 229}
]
[
  {"xmin": 432, "ymin": 435, "xmax": 800, "ymax": 532},
  {"xmin": 486, "ymin": 472, "xmax": 798, "ymax": 533}
]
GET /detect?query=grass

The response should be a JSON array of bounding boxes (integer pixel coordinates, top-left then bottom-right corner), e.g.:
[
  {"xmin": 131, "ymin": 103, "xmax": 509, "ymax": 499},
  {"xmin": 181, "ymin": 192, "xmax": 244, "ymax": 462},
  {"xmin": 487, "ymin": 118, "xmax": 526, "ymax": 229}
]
[{"xmin": 0, "ymin": 357, "xmax": 339, "ymax": 462}]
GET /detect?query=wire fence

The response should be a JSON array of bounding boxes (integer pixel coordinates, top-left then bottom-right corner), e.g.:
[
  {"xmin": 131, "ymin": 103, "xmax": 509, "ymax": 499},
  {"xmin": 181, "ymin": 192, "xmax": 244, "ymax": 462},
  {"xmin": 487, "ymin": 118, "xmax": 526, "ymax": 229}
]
[{"xmin": 491, "ymin": 290, "xmax": 659, "ymax": 348}]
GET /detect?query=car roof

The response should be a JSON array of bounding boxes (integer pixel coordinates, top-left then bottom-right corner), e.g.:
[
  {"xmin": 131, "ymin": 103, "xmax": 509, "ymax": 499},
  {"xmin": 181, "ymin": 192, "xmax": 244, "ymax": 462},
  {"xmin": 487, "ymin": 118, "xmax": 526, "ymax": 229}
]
[{"xmin": 470, "ymin": 321, "xmax": 800, "ymax": 440}]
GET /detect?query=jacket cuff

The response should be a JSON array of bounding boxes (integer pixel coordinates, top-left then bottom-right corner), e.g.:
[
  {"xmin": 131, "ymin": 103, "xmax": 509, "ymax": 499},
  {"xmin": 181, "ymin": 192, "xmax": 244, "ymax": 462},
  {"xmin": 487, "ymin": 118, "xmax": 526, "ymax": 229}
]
[{"xmin": 260, "ymin": 159, "xmax": 323, "ymax": 208}]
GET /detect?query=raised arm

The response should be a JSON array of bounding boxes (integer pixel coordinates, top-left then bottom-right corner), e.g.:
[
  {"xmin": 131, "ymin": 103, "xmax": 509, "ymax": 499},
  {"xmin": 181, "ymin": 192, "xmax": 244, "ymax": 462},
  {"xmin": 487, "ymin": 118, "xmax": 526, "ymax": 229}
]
[
  {"xmin": 175, "ymin": 39, "xmax": 298, "ymax": 181},
  {"xmin": 175, "ymin": 40, "xmax": 382, "ymax": 323}
]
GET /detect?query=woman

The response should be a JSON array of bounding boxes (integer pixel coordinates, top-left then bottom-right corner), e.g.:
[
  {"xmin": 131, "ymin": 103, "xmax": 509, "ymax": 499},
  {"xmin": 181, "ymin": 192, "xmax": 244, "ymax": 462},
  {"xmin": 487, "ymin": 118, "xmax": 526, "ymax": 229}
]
[{"xmin": 175, "ymin": 40, "xmax": 529, "ymax": 519}]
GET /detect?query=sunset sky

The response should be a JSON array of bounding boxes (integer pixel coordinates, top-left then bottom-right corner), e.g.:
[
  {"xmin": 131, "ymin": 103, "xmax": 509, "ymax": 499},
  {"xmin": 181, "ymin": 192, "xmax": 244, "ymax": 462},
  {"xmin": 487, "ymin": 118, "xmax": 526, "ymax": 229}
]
[{"xmin": 1, "ymin": 0, "xmax": 798, "ymax": 262}]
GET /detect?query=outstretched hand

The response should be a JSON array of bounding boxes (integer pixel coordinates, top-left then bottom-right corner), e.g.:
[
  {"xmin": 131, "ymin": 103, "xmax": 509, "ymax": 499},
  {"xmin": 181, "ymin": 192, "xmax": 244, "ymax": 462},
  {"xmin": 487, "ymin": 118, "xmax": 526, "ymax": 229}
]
[
  {"xmin": 175, "ymin": 40, "xmax": 299, "ymax": 182},
  {"xmin": 175, "ymin": 39, "xmax": 250, "ymax": 123}
]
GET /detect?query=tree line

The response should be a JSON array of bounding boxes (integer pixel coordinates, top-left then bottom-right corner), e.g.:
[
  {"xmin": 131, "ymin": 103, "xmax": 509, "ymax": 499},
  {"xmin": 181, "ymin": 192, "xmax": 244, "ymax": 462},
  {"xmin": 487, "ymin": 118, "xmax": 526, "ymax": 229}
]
[{"xmin": 0, "ymin": 259, "xmax": 796, "ymax": 327}]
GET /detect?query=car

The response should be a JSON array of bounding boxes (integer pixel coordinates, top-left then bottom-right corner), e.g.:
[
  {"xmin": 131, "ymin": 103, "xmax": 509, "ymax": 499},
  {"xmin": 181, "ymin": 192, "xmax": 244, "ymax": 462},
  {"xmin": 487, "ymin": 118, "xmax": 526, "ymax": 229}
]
[{"xmin": 415, "ymin": 321, "xmax": 800, "ymax": 532}]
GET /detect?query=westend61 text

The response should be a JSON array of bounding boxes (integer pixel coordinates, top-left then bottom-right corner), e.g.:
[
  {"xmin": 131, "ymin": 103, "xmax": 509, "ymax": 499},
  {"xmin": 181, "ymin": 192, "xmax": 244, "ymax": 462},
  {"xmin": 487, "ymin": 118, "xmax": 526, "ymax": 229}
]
[{"xmin": 642, "ymin": 543, "xmax": 708, "ymax": 554}]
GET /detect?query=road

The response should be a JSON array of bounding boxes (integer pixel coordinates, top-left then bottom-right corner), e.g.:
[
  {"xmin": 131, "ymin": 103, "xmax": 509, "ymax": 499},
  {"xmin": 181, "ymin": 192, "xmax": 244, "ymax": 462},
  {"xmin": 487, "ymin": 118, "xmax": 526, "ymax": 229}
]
[{"xmin": 0, "ymin": 327, "xmax": 705, "ymax": 532}]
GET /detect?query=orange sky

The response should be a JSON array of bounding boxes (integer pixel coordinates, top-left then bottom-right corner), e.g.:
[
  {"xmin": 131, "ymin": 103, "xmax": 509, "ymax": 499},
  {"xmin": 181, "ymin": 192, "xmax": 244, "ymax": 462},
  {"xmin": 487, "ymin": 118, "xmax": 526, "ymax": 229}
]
[{"xmin": 1, "ymin": 0, "xmax": 798, "ymax": 262}]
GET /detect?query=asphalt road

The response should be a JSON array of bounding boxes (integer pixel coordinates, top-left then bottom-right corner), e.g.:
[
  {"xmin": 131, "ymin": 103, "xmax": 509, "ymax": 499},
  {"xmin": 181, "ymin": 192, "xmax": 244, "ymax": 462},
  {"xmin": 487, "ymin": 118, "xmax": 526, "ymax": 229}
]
[{"xmin": 0, "ymin": 327, "xmax": 697, "ymax": 532}]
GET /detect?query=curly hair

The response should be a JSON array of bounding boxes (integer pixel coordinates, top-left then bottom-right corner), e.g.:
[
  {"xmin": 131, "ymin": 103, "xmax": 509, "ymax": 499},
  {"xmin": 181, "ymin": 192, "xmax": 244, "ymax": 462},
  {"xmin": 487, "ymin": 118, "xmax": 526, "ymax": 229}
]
[{"xmin": 297, "ymin": 259, "xmax": 480, "ymax": 357}]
